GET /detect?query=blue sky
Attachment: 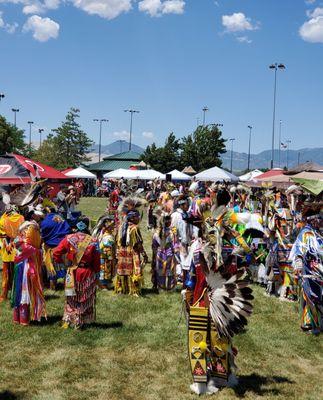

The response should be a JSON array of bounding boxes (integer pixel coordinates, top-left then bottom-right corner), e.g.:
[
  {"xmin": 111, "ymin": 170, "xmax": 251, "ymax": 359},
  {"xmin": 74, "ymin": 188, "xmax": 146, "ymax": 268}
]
[{"xmin": 0, "ymin": 0, "xmax": 322, "ymax": 154}]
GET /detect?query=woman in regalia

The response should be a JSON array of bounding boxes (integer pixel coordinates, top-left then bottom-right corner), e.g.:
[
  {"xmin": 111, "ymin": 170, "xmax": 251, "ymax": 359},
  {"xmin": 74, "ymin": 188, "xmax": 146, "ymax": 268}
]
[
  {"xmin": 11, "ymin": 219, "xmax": 46, "ymax": 325},
  {"xmin": 53, "ymin": 217, "xmax": 101, "ymax": 329}
]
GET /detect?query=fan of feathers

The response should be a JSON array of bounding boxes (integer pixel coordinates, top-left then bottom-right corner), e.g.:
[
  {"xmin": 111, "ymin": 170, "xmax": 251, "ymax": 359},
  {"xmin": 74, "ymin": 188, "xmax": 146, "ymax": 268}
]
[{"xmin": 200, "ymin": 242, "xmax": 254, "ymax": 339}]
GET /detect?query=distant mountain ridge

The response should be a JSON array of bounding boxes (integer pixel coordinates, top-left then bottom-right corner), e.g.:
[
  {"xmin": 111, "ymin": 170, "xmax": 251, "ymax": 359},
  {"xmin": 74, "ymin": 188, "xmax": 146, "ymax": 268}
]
[
  {"xmin": 221, "ymin": 147, "xmax": 323, "ymax": 172},
  {"xmin": 91, "ymin": 141, "xmax": 144, "ymax": 156},
  {"xmin": 90, "ymin": 142, "xmax": 323, "ymax": 171}
]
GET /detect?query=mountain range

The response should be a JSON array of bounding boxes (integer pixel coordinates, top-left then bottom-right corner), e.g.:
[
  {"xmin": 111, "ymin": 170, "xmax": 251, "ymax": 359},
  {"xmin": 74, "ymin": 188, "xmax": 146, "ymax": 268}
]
[{"xmin": 90, "ymin": 141, "xmax": 323, "ymax": 171}]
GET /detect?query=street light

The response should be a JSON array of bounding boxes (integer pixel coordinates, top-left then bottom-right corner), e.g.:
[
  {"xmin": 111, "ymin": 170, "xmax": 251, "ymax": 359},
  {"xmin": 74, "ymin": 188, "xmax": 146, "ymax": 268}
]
[
  {"xmin": 286, "ymin": 139, "xmax": 291, "ymax": 169},
  {"xmin": 269, "ymin": 62, "xmax": 286, "ymax": 169},
  {"xmin": 38, "ymin": 128, "xmax": 44, "ymax": 148},
  {"xmin": 229, "ymin": 138, "xmax": 235, "ymax": 173},
  {"xmin": 27, "ymin": 121, "xmax": 34, "ymax": 155},
  {"xmin": 247, "ymin": 125, "xmax": 252, "ymax": 171},
  {"xmin": 93, "ymin": 118, "xmax": 109, "ymax": 162},
  {"xmin": 124, "ymin": 109, "xmax": 140, "ymax": 151},
  {"xmin": 202, "ymin": 106, "xmax": 209, "ymax": 126},
  {"xmin": 0, "ymin": 93, "xmax": 5, "ymax": 102},
  {"xmin": 12, "ymin": 108, "xmax": 19, "ymax": 127},
  {"xmin": 278, "ymin": 120, "xmax": 282, "ymax": 168}
]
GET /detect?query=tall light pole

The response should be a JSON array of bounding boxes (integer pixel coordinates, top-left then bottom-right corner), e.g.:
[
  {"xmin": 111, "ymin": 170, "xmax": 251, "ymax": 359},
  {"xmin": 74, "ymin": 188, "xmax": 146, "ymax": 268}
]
[
  {"xmin": 229, "ymin": 138, "xmax": 235, "ymax": 173},
  {"xmin": 269, "ymin": 63, "xmax": 285, "ymax": 169},
  {"xmin": 286, "ymin": 139, "xmax": 291, "ymax": 169},
  {"xmin": 93, "ymin": 118, "xmax": 108, "ymax": 162},
  {"xmin": 298, "ymin": 151, "xmax": 301, "ymax": 165},
  {"xmin": 0, "ymin": 93, "xmax": 5, "ymax": 103},
  {"xmin": 27, "ymin": 121, "xmax": 34, "ymax": 155},
  {"xmin": 202, "ymin": 106, "xmax": 209, "ymax": 126},
  {"xmin": 247, "ymin": 125, "xmax": 252, "ymax": 171},
  {"xmin": 12, "ymin": 108, "xmax": 19, "ymax": 127},
  {"xmin": 124, "ymin": 109, "xmax": 140, "ymax": 151},
  {"xmin": 38, "ymin": 128, "xmax": 44, "ymax": 148},
  {"xmin": 278, "ymin": 120, "xmax": 282, "ymax": 168}
]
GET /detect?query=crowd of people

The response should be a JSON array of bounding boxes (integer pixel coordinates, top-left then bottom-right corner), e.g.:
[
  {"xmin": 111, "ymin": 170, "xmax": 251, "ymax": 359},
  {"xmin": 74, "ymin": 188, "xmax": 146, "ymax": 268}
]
[{"xmin": 0, "ymin": 177, "xmax": 322, "ymax": 395}]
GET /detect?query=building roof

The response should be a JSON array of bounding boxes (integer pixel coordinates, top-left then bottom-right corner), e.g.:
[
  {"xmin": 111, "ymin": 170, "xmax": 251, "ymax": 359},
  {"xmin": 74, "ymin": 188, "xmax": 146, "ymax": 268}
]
[
  {"xmin": 88, "ymin": 151, "xmax": 142, "ymax": 172},
  {"xmin": 102, "ymin": 151, "xmax": 141, "ymax": 161},
  {"xmin": 285, "ymin": 161, "xmax": 323, "ymax": 175}
]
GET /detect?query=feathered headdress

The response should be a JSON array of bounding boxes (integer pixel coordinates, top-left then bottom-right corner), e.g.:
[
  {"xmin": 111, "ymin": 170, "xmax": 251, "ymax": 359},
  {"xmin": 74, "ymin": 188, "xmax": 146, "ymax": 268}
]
[{"xmin": 118, "ymin": 196, "xmax": 147, "ymax": 215}]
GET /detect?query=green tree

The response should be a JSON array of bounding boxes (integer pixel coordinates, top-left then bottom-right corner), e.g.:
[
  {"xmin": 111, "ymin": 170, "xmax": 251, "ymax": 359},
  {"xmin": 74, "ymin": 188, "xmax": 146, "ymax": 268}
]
[
  {"xmin": 141, "ymin": 133, "xmax": 181, "ymax": 173},
  {"xmin": 35, "ymin": 108, "xmax": 93, "ymax": 169},
  {"xmin": 0, "ymin": 115, "xmax": 27, "ymax": 155},
  {"xmin": 180, "ymin": 125, "xmax": 226, "ymax": 172}
]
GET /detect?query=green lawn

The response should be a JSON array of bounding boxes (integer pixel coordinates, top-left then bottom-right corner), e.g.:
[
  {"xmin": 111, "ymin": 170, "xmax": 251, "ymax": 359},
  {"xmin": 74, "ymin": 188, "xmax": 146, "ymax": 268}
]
[{"xmin": 0, "ymin": 197, "xmax": 322, "ymax": 400}]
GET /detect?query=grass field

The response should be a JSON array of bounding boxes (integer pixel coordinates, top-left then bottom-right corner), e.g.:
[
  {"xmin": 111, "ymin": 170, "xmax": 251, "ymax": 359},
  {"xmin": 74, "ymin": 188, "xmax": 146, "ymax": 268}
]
[{"xmin": 0, "ymin": 197, "xmax": 322, "ymax": 400}]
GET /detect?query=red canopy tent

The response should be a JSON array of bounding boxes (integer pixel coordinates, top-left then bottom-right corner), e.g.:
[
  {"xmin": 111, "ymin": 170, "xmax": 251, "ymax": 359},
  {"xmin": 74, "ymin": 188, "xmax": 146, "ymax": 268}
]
[{"xmin": 0, "ymin": 154, "xmax": 67, "ymax": 184}]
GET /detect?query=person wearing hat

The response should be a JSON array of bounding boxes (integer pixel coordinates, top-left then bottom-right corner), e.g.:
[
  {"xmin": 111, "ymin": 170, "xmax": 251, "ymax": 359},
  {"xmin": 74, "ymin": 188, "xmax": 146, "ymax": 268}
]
[{"xmin": 53, "ymin": 216, "xmax": 100, "ymax": 329}]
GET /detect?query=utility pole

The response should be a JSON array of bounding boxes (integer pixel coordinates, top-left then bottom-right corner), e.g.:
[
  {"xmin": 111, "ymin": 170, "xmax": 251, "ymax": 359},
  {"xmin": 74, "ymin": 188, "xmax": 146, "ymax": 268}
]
[{"xmin": 286, "ymin": 139, "xmax": 291, "ymax": 169}]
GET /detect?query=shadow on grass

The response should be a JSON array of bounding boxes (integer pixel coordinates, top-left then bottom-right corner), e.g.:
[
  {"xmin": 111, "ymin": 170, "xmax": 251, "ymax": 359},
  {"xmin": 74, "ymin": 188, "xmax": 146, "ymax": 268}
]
[
  {"xmin": 44, "ymin": 294, "xmax": 61, "ymax": 301},
  {"xmin": 234, "ymin": 374, "xmax": 293, "ymax": 397},
  {"xmin": 86, "ymin": 321, "xmax": 123, "ymax": 330},
  {"xmin": 30, "ymin": 315, "xmax": 62, "ymax": 326},
  {"xmin": 0, "ymin": 391, "xmax": 23, "ymax": 400},
  {"xmin": 141, "ymin": 287, "xmax": 159, "ymax": 297}
]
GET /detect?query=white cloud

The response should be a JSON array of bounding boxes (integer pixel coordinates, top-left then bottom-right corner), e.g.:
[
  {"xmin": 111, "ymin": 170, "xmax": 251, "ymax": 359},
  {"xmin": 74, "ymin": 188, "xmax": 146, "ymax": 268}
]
[
  {"xmin": 0, "ymin": 11, "xmax": 18, "ymax": 33},
  {"xmin": 23, "ymin": 15, "xmax": 59, "ymax": 41},
  {"xmin": 113, "ymin": 130, "xmax": 130, "ymax": 140},
  {"xmin": 307, "ymin": 7, "xmax": 323, "ymax": 18},
  {"xmin": 138, "ymin": 0, "xmax": 185, "ymax": 17},
  {"xmin": 236, "ymin": 35, "xmax": 252, "ymax": 44},
  {"xmin": 142, "ymin": 131, "xmax": 154, "ymax": 139},
  {"xmin": 300, "ymin": 8, "xmax": 323, "ymax": 43},
  {"xmin": 305, "ymin": 0, "xmax": 316, "ymax": 5},
  {"xmin": 222, "ymin": 12, "xmax": 259, "ymax": 33},
  {"xmin": 72, "ymin": 0, "xmax": 132, "ymax": 20}
]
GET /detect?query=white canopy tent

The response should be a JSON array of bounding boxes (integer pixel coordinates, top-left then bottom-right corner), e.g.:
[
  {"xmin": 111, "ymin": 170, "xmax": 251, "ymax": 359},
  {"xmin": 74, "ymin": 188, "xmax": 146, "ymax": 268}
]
[
  {"xmin": 239, "ymin": 169, "xmax": 263, "ymax": 182},
  {"xmin": 103, "ymin": 168, "xmax": 165, "ymax": 180},
  {"xmin": 64, "ymin": 167, "xmax": 96, "ymax": 179},
  {"xmin": 167, "ymin": 169, "xmax": 191, "ymax": 181},
  {"xmin": 194, "ymin": 166, "xmax": 239, "ymax": 182}
]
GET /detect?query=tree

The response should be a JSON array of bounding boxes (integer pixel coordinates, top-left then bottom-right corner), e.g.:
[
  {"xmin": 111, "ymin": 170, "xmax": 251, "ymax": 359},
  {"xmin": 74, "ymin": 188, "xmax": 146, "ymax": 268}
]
[
  {"xmin": 180, "ymin": 125, "xmax": 226, "ymax": 171},
  {"xmin": 0, "ymin": 115, "xmax": 27, "ymax": 155},
  {"xmin": 35, "ymin": 108, "xmax": 93, "ymax": 169},
  {"xmin": 141, "ymin": 133, "xmax": 181, "ymax": 173}
]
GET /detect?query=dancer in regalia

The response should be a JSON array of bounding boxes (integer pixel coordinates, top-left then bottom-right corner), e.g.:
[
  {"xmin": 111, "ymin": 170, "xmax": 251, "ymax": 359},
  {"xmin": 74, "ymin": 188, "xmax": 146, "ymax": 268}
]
[
  {"xmin": 115, "ymin": 197, "xmax": 148, "ymax": 296},
  {"xmin": 11, "ymin": 219, "xmax": 46, "ymax": 325},
  {"xmin": 184, "ymin": 188, "xmax": 254, "ymax": 395},
  {"xmin": 53, "ymin": 217, "xmax": 100, "ymax": 329},
  {"xmin": 289, "ymin": 203, "xmax": 323, "ymax": 334},
  {"xmin": 151, "ymin": 211, "xmax": 178, "ymax": 291},
  {"xmin": 92, "ymin": 213, "xmax": 117, "ymax": 290},
  {"xmin": 0, "ymin": 207, "xmax": 25, "ymax": 301},
  {"xmin": 40, "ymin": 207, "xmax": 71, "ymax": 289}
]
